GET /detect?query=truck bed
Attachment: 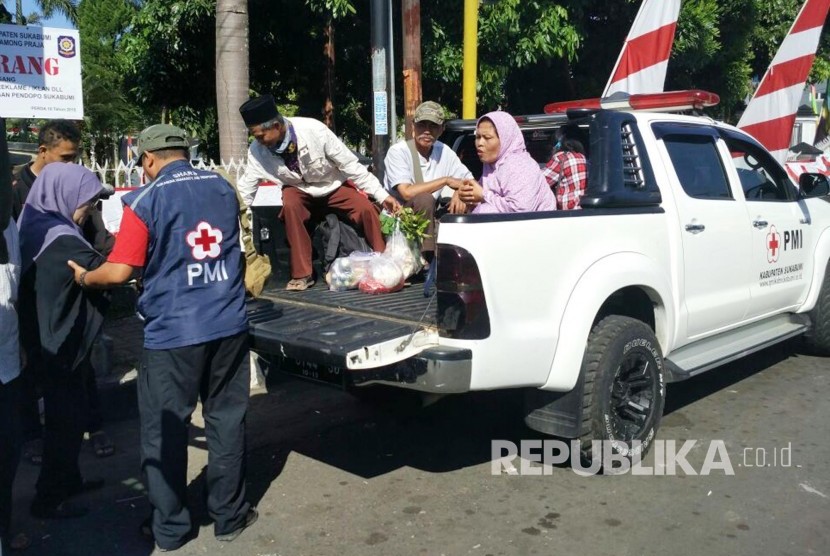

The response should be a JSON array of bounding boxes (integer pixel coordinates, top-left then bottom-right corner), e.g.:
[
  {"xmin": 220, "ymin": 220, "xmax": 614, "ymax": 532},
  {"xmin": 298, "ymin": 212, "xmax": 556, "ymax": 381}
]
[{"xmin": 259, "ymin": 280, "xmax": 438, "ymax": 327}]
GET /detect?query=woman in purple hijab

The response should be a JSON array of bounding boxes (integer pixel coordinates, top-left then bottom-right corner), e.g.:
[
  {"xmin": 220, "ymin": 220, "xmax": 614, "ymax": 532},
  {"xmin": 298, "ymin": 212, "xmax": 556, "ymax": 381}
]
[
  {"xmin": 17, "ymin": 164, "xmax": 109, "ymax": 519},
  {"xmin": 459, "ymin": 111, "xmax": 557, "ymax": 214}
]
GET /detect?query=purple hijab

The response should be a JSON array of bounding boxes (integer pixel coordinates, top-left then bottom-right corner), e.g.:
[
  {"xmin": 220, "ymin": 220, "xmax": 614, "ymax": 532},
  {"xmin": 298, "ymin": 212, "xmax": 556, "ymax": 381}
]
[
  {"xmin": 18, "ymin": 164, "xmax": 105, "ymax": 272},
  {"xmin": 473, "ymin": 111, "xmax": 557, "ymax": 214}
]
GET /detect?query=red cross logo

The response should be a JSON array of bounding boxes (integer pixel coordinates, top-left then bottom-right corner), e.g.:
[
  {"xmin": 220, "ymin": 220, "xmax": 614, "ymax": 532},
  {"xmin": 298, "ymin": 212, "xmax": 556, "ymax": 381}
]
[
  {"xmin": 186, "ymin": 222, "xmax": 223, "ymax": 260},
  {"xmin": 766, "ymin": 226, "xmax": 780, "ymax": 263}
]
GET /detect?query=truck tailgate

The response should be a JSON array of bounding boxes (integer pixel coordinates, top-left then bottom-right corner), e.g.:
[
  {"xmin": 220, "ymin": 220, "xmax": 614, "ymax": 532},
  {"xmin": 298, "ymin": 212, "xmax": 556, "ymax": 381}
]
[{"xmin": 247, "ymin": 284, "xmax": 440, "ymax": 386}]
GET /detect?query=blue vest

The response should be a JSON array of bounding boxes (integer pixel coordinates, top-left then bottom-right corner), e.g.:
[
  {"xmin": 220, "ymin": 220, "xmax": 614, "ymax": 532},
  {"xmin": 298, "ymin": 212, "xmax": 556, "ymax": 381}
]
[{"xmin": 123, "ymin": 160, "xmax": 247, "ymax": 349}]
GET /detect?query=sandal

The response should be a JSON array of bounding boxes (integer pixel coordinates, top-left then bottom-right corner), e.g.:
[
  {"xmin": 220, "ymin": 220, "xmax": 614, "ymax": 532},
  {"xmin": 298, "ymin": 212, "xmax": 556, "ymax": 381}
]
[
  {"xmin": 22, "ymin": 438, "xmax": 43, "ymax": 465},
  {"xmin": 90, "ymin": 430, "xmax": 115, "ymax": 458},
  {"xmin": 285, "ymin": 276, "xmax": 314, "ymax": 291}
]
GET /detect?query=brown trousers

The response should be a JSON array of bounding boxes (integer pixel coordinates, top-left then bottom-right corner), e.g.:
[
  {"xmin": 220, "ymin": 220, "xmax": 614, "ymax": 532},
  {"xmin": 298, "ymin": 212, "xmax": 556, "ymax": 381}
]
[
  {"xmin": 405, "ymin": 192, "xmax": 439, "ymax": 255},
  {"xmin": 280, "ymin": 185, "xmax": 385, "ymax": 279}
]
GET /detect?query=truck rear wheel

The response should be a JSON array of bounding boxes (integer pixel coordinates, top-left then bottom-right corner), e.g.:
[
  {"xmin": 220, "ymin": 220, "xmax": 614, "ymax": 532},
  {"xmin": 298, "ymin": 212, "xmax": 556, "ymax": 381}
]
[
  {"xmin": 580, "ymin": 316, "xmax": 665, "ymax": 468},
  {"xmin": 804, "ymin": 262, "xmax": 830, "ymax": 355}
]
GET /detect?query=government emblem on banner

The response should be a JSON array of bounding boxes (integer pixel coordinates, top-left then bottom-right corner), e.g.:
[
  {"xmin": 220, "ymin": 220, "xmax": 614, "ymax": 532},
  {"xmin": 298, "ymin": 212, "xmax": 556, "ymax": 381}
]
[{"xmin": 57, "ymin": 36, "xmax": 76, "ymax": 58}]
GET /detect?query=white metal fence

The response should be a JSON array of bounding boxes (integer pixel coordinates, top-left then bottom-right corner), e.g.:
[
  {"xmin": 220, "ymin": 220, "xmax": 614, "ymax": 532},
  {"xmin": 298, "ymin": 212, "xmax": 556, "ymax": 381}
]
[{"xmin": 84, "ymin": 158, "xmax": 248, "ymax": 188}]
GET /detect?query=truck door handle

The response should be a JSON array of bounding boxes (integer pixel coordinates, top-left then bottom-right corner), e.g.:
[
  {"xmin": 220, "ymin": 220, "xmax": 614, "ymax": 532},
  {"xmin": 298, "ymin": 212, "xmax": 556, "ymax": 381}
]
[
  {"xmin": 685, "ymin": 223, "xmax": 705, "ymax": 234},
  {"xmin": 753, "ymin": 220, "xmax": 768, "ymax": 229}
]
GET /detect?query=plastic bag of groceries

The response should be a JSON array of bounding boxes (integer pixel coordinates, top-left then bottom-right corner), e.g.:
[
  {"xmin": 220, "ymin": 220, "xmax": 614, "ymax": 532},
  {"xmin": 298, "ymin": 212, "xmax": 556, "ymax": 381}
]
[
  {"xmin": 358, "ymin": 255, "xmax": 405, "ymax": 294},
  {"xmin": 327, "ymin": 251, "xmax": 377, "ymax": 291},
  {"xmin": 383, "ymin": 227, "xmax": 422, "ymax": 279}
]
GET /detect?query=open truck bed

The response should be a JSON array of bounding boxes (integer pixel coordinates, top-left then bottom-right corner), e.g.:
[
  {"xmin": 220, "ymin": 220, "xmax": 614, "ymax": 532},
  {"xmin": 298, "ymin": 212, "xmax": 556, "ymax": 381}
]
[{"xmin": 246, "ymin": 281, "xmax": 471, "ymax": 392}]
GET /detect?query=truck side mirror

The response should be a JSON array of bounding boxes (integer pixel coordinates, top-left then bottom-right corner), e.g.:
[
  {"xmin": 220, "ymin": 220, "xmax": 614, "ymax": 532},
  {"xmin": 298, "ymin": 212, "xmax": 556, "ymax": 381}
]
[{"xmin": 799, "ymin": 173, "xmax": 830, "ymax": 198}]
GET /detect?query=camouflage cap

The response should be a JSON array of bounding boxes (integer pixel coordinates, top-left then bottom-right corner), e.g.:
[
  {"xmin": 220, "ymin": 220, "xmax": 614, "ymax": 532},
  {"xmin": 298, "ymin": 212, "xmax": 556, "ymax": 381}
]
[{"xmin": 413, "ymin": 101, "xmax": 445, "ymax": 125}]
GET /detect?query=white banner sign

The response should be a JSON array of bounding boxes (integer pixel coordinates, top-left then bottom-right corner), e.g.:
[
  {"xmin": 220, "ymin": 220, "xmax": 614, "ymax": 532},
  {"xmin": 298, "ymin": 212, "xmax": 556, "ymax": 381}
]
[{"xmin": 0, "ymin": 24, "xmax": 84, "ymax": 119}]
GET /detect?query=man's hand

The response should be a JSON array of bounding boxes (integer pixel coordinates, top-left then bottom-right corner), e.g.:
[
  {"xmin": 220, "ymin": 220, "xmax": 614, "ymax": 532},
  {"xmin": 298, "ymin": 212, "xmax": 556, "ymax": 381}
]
[
  {"xmin": 67, "ymin": 260, "xmax": 88, "ymax": 285},
  {"xmin": 382, "ymin": 196, "xmax": 401, "ymax": 213},
  {"xmin": 445, "ymin": 177, "xmax": 465, "ymax": 190},
  {"xmin": 448, "ymin": 191, "xmax": 468, "ymax": 214}
]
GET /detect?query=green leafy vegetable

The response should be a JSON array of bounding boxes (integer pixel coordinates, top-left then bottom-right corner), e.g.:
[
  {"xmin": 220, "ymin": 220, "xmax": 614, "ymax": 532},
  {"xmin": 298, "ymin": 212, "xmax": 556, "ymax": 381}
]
[{"xmin": 381, "ymin": 208, "xmax": 430, "ymax": 244}]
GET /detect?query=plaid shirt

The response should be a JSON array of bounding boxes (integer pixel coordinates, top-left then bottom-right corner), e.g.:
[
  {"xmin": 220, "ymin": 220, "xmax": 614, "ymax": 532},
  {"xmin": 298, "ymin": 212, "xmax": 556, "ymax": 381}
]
[{"xmin": 543, "ymin": 151, "xmax": 587, "ymax": 210}]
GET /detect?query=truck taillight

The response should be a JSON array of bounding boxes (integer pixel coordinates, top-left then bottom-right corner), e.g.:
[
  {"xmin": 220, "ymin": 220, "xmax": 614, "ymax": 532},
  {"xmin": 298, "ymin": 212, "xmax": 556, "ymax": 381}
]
[{"xmin": 436, "ymin": 245, "xmax": 490, "ymax": 340}]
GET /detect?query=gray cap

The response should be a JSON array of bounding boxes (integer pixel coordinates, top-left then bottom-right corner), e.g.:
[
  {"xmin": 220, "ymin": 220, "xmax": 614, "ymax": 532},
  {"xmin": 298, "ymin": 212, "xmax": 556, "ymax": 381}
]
[
  {"xmin": 414, "ymin": 101, "xmax": 445, "ymax": 125},
  {"xmin": 137, "ymin": 124, "xmax": 190, "ymax": 161}
]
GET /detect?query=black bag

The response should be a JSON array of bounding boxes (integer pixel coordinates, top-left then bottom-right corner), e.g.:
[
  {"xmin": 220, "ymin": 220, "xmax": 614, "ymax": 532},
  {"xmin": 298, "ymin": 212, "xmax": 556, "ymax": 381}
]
[{"xmin": 313, "ymin": 214, "xmax": 371, "ymax": 272}]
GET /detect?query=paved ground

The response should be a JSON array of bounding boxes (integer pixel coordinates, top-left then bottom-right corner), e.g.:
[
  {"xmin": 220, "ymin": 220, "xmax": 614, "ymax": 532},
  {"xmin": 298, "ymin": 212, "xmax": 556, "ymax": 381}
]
[{"xmin": 7, "ymin": 314, "xmax": 830, "ymax": 556}]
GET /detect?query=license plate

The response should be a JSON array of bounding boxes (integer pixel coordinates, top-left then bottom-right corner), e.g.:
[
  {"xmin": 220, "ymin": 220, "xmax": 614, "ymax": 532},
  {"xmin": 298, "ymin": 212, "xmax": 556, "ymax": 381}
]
[{"xmin": 277, "ymin": 355, "xmax": 347, "ymax": 388}]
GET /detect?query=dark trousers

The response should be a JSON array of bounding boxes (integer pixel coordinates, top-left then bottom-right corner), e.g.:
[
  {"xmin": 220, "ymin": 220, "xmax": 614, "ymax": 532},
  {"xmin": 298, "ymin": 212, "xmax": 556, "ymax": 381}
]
[
  {"xmin": 35, "ymin": 358, "xmax": 90, "ymax": 504},
  {"xmin": 0, "ymin": 377, "xmax": 22, "ymax": 547},
  {"xmin": 20, "ymin": 354, "xmax": 103, "ymax": 443},
  {"xmin": 138, "ymin": 332, "xmax": 250, "ymax": 549},
  {"xmin": 280, "ymin": 185, "xmax": 386, "ymax": 279}
]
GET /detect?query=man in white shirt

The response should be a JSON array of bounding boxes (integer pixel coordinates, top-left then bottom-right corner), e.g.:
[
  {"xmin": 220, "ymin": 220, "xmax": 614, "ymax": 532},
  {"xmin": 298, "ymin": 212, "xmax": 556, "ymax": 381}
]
[
  {"xmin": 383, "ymin": 101, "xmax": 472, "ymax": 262},
  {"xmin": 238, "ymin": 94, "xmax": 400, "ymax": 291}
]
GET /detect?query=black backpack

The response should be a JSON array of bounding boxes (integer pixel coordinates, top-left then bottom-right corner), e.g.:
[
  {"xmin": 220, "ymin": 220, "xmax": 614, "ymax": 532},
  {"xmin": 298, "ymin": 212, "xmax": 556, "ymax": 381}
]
[{"xmin": 313, "ymin": 214, "xmax": 371, "ymax": 272}]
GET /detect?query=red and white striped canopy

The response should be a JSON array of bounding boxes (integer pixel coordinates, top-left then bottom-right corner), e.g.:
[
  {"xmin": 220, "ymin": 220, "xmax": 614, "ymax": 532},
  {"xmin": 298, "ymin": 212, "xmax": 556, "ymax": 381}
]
[{"xmin": 737, "ymin": 0, "xmax": 830, "ymax": 164}]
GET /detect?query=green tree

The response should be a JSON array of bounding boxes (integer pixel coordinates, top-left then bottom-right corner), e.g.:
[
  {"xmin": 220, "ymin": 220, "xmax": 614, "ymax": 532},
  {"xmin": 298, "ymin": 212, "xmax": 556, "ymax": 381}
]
[
  {"xmin": 421, "ymin": 0, "xmax": 580, "ymax": 114},
  {"xmin": 121, "ymin": 0, "xmax": 218, "ymax": 158},
  {"xmin": 77, "ymin": 0, "xmax": 141, "ymax": 164},
  {"xmin": 0, "ymin": 0, "xmax": 77, "ymax": 24}
]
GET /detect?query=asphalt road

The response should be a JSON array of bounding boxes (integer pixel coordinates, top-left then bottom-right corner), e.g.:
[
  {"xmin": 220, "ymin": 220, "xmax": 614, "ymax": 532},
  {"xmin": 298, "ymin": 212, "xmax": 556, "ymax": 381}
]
[{"xmin": 10, "ymin": 338, "xmax": 829, "ymax": 556}]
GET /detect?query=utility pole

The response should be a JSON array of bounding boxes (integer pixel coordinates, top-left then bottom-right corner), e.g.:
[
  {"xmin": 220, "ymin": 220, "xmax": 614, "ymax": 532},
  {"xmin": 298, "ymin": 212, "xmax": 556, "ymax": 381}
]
[
  {"xmin": 370, "ymin": 0, "xmax": 391, "ymax": 180},
  {"xmin": 387, "ymin": 0, "xmax": 397, "ymax": 143},
  {"xmin": 462, "ymin": 0, "xmax": 479, "ymax": 119},
  {"xmin": 402, "ymin": 0, "xmax": 422, "ymax": 139}
]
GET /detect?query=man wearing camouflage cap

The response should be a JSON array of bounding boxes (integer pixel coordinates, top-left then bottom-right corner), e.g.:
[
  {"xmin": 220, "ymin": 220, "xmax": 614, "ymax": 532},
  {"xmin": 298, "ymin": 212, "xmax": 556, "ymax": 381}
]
[
  {"xmin": 68, "ymin": 124, "xmax": 257, "ymax": 550},
  {"xmin": 383, "ymin": 101, "xmax": 473, "ymax": 264}
]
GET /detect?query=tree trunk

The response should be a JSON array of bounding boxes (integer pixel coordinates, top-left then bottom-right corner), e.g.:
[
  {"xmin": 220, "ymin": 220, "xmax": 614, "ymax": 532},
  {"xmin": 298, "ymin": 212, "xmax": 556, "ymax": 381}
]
[
  {"xmin": 402, "ymin": 0, "xmax": 422, "ymax": 139},
  {"xmin": 216, "ymin": 0, "xmax": 250, "ymax": 164},
  {"xmin": 322, "ymin": 17, "xmax": 336, "ymax": 132}
]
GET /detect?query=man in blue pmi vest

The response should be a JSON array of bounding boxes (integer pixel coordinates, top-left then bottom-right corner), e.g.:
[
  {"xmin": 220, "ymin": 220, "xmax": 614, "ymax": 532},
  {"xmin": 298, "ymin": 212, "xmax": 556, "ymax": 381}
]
[{"xmin": 67, "ymin": 124, "xmax": 257, "ymax": 551}]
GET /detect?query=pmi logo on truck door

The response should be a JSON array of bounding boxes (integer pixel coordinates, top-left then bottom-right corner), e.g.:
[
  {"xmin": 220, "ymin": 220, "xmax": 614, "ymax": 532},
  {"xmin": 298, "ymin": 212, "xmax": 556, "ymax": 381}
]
[
  {"xmin": 766, "ymin": 225, "xmax": 802, "ymax": 263},
  {"xmin": 767, "ymin": 226, "xmax": 781, "ymax": 263}
]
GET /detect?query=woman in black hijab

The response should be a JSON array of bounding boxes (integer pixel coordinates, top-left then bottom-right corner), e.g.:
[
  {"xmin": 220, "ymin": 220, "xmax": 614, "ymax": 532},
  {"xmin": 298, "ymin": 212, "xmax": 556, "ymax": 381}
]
[{"xmin": 17, "ymin": 164, "xmax": 110, "ymax": 519}]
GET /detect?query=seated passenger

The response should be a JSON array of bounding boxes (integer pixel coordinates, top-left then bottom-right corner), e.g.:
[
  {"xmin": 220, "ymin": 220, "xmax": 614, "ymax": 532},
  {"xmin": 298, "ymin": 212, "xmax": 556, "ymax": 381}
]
[
  {"xmin": 236, "ymin": 94, "xmax": 401, "ymax": 291},
  {"xmin": 383, "ymin": 101, "xmax": 472, "ymax": 263},
  {"xmin": 458, "ymin": 111, "xmax": 557, "ymax": 214},
  {"xmin": 543, "ymin": 124, "xmax": 587, "ymax": 210}
]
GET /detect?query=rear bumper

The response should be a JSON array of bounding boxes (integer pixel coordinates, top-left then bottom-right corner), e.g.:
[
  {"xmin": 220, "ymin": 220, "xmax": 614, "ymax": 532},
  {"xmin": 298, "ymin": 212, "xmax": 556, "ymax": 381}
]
[
  {"xmin": 247, "ymin": 299, "xmax": 472, "ymax": 393},
  {"xmin": 350, "ymin": 346, "xmax": 472, "ymax": 394}
]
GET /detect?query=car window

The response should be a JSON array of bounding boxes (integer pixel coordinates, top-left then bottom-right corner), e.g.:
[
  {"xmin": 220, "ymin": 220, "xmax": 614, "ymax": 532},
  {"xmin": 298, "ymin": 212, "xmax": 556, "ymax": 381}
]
[
  {"xmin": 523, "ymin": 129, "xmax": 556, "ymax": 165},
  {"xmin": 663, "ymin": 135, "xmax": 732, "ymax": 200},
  {"xmin": 721, "ymin": 136, "xmax": 796, "ymax": 202}
]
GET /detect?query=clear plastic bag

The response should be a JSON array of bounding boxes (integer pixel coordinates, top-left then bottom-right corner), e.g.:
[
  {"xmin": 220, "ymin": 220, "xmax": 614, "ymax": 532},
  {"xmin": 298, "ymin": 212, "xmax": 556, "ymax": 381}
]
[
  {"xmin": 383, "ymin": 227, "xmax": 422, "ymax": 279},
  {"xmin": 359, "ymin": 255, "xmax": 404, "ymax": 294},
  {"xmin": 327, "ymin": 251, "xmax": 377, "ymax": 291}
]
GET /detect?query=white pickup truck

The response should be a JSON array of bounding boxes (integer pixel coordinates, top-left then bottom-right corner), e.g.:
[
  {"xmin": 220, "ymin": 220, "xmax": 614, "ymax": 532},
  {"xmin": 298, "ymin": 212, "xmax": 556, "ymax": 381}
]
[{"xmin": 247, "ymin": 91, "xmax": 830, "ymax": 462}]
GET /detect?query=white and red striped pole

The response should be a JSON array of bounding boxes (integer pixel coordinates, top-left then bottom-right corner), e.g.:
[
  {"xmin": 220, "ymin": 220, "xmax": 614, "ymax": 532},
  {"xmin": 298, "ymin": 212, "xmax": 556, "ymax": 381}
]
[
  {"xmin": 737, "ymin": 0, "xmax": 830, "ymax": 164},
  {"xmin": 603, "ymin": 0, "xmax": 682, "ymax": 97}
]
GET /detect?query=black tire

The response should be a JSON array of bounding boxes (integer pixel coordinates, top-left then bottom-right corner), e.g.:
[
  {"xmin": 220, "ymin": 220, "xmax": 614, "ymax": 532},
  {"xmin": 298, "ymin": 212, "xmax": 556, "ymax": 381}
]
[
  {"xmin": 579, "ymin": 316, "xmax": 665, "ymax": 469},
  {"xmin": 804, "ymin": 263, "xmax": 830, "ymax": 355}
]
